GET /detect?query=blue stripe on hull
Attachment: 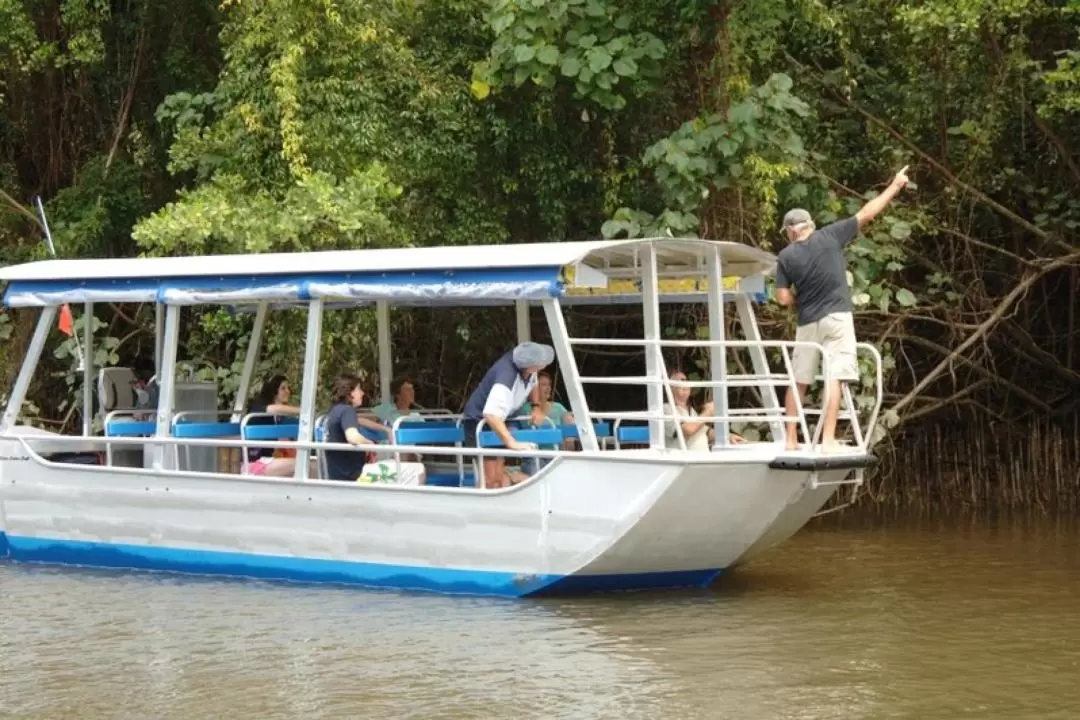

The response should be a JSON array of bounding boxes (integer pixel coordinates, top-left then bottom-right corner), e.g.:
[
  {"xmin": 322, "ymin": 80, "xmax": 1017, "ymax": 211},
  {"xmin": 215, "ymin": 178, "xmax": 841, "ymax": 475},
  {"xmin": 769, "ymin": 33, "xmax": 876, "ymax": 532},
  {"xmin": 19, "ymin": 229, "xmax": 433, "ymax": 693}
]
[
  {"xmin": 0, "ymin": 533, "xmax": 721, "ymax": 598},
  {"xmin": 537, "ymin": 567, "xmax": 723, "ymax": 595}
]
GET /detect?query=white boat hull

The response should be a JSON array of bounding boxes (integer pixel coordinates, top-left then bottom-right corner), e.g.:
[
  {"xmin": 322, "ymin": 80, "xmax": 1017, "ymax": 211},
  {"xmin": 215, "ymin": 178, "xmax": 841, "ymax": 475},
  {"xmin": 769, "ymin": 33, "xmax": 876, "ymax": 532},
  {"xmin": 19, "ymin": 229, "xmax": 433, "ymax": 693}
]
[{"xmin": 0, "ymin": 439, "xmax": 853, "ymax": 597}]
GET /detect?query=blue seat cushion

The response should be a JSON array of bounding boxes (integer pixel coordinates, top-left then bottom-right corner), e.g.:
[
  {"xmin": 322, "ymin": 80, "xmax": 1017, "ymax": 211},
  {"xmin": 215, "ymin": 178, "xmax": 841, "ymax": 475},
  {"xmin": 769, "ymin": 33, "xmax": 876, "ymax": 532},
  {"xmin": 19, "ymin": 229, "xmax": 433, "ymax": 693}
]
[
  {"xmin": 105, "ymin": 420, "xmax": 156, "ymax": 437},
  {"xmin": 617, "ymin": 425, "xmax": 650, "ymax": 444},
  {"xmin": 560, "ymin": 421, "xmax": 612, "ymax": 439},
  {"xmin": 395, "ymin": 426, "xmax": 465, "ymax": 445},
  {"xmin": 172, "ymin": 422, "xmax": 241, "ymax": 439},
  {"xmin": 243, "ymin": 425, "xmax": 300, "ymax": 441}
]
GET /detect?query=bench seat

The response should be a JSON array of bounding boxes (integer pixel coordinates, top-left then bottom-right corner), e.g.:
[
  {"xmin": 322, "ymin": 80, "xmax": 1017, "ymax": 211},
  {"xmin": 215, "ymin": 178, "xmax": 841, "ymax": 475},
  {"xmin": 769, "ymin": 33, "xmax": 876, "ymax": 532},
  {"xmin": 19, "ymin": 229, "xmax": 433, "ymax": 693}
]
[
  {"xmin": 105, "ymin": 420, "xmax": 157, "ymax": 437},
  {"xmin": 172, "ymin": 421, "xmax": 241, "ymax": 439},
  {"xmin": 617, "ymin": 425, "xmax": 650, "ymax": 445}
]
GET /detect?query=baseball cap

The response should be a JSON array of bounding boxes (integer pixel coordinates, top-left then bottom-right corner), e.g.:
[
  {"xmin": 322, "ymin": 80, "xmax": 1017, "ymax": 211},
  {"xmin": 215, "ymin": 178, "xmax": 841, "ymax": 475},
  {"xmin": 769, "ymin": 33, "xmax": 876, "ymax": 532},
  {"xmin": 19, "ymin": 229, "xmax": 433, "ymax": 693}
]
[
  {"xmin": 512, "ymin": 342, "xmax": 555, "ymax": 370},
  {"xmin": 781, "ymin": 208, "xmax": 813, "ymax": 232}
]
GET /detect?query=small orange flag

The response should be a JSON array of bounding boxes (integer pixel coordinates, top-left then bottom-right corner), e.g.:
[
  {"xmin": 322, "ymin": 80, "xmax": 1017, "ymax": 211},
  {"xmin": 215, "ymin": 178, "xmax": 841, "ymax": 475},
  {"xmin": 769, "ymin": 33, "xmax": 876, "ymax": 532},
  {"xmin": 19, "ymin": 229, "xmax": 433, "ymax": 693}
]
[{"xmin": 58, "ymin": 304, "xmax": 74, "ymax": 336}]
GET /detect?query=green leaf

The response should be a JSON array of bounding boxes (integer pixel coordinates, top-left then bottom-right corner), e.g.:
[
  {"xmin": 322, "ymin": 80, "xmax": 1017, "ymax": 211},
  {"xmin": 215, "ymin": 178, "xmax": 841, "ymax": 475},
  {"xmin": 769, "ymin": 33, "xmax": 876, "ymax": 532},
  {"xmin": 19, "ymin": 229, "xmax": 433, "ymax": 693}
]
[
  {"xmin": 514, "ymin": 44, "xmax": 535, "ymax": 63},
  {"xmin": 613, "ymin": 14, "xmax": 631, "ymax": 30},
  {"xmin": 889, "ymin": 220, "xmax": 912, "ymax": 239},
  {"xmin": 601, "ymin": 220, "xmax": 625, "ymax": 238},
  {"xmin": 612, "ymin": 57, "xmax": 637, "ymax": 76},
  {"xmin": 643, "ymin": 35, "xmax": 665, "ymax": 59},
  {"xmin": 896, "ymin": 288, "xmax": 917, "ymax": 307},
  {"xmin": 536, "ymin": 45, "xmax": 560, "ymax": 66},
  {"xmin": 560, "ymin": 56, "xmax": 582, "ymax": 77},
  {"xmin": 588, "ymin": 47, "xmax": 612, "ymax": 73}
]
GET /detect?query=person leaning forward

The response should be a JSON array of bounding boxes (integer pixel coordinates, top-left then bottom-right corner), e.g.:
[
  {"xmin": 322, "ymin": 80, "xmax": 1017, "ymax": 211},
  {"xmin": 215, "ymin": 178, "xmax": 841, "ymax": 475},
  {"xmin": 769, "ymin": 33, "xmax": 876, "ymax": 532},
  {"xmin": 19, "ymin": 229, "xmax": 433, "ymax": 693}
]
[
  {"xmin": 775, "ymin": 165, "xmax": 910, "ymax": 452},
  {"xmin": 462, "ymin": 342, "xmax": 554, "ymax": 489}
]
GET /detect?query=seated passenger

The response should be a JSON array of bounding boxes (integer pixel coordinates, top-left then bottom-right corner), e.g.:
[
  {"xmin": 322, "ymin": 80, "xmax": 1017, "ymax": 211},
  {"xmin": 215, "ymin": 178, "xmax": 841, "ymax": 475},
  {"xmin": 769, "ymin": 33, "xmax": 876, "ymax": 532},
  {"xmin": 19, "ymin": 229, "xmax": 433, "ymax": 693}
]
[
  {"xmin": 373, "ymin": 377, "xmax": 422, "ymax": 424},
  {"xmin": 519, "ymin": 371, "xmax": 575, "ymax": 472},
  {"xmin": 462, "ymin": 342, "xmax": 553, "ymax": 489},
  {"xmin": 663, "ymin": 369, "xmax": 744, "ymax": 451},
  {"xmin": 324, "ymin": 373, "xmax": 426, "ymax": 486},
  {"xmin": 246, "ymin": 374, "xmax": 307, "ymax": 477},
  {"xmin": 372, "ymin": 376, "xmax": 424, "ymax": 463}
]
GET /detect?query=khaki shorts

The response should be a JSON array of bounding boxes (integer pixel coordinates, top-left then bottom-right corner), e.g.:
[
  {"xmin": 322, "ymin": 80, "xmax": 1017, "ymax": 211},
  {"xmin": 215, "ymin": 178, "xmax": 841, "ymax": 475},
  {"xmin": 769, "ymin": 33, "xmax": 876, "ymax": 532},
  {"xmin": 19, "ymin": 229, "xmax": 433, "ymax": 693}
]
[{"xmin": 792, "ymin": 312, "xmax": 859, "ymax": 384}]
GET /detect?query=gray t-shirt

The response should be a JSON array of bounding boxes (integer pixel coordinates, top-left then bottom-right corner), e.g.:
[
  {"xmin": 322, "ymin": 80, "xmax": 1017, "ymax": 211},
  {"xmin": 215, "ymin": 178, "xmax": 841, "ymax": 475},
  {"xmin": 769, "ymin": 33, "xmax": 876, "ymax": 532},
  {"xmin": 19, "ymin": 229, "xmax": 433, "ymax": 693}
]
[{"xmin": 775, "ymin": 216, "xmax": 859, "ymax": 326}]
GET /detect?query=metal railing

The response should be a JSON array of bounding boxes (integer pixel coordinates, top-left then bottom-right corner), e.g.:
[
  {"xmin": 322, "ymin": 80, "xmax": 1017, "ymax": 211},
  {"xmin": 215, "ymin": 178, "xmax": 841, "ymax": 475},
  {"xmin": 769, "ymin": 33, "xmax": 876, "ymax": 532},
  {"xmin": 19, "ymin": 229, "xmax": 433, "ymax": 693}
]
[{"xmin": 566, "ymin": 336, "xmax": 883, "ymax": 454}]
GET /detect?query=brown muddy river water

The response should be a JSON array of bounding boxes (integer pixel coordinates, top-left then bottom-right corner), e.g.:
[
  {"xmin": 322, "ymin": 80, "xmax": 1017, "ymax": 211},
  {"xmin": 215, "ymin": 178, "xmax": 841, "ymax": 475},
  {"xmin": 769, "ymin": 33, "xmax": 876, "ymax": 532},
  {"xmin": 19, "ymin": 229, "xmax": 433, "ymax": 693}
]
[{"xmin": 1, "ymin": 513, "xmax": 1077, "ymax": 719}]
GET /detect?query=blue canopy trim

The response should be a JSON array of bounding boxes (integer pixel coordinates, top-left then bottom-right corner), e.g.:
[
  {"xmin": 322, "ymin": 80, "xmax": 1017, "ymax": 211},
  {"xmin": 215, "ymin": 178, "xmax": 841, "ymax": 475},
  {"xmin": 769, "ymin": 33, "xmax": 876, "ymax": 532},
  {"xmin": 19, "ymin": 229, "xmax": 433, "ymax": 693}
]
[{"xmin": 2, "ymin": 267, "xmax": 564, "ymax": 308}]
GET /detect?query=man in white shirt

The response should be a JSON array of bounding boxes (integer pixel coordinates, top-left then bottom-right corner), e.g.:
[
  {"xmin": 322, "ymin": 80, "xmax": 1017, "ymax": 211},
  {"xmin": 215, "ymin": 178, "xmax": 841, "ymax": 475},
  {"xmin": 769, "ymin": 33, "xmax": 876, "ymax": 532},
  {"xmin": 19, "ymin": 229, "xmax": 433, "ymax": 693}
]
[{"xmin": 462, "ymin": 342, "xmax": 553, "ymax": 488}]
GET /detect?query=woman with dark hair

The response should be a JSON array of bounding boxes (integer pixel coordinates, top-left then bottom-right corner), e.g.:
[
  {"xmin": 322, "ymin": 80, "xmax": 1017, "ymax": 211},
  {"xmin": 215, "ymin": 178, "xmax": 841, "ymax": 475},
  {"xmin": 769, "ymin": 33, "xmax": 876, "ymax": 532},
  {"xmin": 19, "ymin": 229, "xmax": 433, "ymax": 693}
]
[
  {"xmin": 246, "ymin": 374, "xmax": 303, "ymax": 477},
  {"xmin": 324, "ymin": 373, "xmax": 425, "ymax": 485}
]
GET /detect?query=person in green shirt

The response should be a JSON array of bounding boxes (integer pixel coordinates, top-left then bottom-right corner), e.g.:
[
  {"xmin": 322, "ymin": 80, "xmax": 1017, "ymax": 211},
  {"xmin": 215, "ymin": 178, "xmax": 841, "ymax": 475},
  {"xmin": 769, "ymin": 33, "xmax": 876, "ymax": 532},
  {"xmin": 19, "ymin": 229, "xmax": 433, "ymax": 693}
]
[
  {"xmin": 373, "ymin": 376, "xmax": 421, "ymax": 424},
  {"xmin": 372, "ymin": 376, "xmax": 423, "ymax": 462},
  {"xmin": 520, "ymin": 371, "xmax": 575, "ymax": 457}
]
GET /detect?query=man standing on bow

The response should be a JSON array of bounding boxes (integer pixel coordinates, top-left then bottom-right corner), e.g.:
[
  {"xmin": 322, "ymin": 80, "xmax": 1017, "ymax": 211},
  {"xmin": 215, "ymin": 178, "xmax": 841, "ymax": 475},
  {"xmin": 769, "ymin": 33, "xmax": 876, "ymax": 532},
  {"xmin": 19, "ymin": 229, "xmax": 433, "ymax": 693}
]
[{"xmin": 774, "ymin": 165, "xmax": 909, "ymax": 452}]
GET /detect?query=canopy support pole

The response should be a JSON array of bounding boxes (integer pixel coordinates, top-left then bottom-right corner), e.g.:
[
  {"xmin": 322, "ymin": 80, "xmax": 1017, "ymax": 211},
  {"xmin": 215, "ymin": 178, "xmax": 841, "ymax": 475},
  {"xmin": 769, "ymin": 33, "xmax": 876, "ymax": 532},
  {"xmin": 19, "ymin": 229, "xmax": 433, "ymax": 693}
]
[
  {"xmin": 0, "ymin": 306, "xmax": 56, "ymax": 433},
  {"xmin": 734, "ymin": 293, "xmax": 784, "ymax": 442},
  {"xmin": 152, "ymin": 304, "xmax": 181, "ymax": 469},
  {"xmin": 231, "ymin": 302, "xmax": 268, "ymax": 422},
  {"xmin": 515, "ymin": 300, "xmax": 531, "ymax": 343},
  {"xmin": 154, "ymin": 302, "xmax": 165, "ymax": 379},
  {"xmin": 82, "ymin": 302, "xmax": 94, "ymax": 436},
  {"xmin": 376, "ymin": 300, "xmax": 392, "ymax": 403},
  {"xmin": 641, "ymin": 242, "xmax": 663, "ymax": 449},
  {"xmin": 295, "ymin": 299, "xmax": 324, "ymax": 482},
  {"xmin": 706, "ymin": 247, "xmax": 730, "ymax": 447},
  {"xmin": 542, "ymin": 298, "xmax": 598, "ymax": 452}
]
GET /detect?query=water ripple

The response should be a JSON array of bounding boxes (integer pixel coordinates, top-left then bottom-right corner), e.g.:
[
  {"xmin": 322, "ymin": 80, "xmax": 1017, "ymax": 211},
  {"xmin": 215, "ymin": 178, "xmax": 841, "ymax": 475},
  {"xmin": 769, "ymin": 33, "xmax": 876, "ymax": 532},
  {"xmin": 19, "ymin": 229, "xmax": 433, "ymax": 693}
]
[{"xmin": 1, "ymin": 518, "xmax": 1077, "ymax": 719}]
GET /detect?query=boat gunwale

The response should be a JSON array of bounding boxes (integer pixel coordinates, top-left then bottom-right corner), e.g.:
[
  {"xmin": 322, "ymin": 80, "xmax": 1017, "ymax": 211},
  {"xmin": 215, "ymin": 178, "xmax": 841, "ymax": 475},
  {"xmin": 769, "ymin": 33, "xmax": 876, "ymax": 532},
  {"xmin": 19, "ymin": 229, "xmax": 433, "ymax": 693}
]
[{"xmin": 0, "ymin": 432, "xmax": 867, "ymax": 498}]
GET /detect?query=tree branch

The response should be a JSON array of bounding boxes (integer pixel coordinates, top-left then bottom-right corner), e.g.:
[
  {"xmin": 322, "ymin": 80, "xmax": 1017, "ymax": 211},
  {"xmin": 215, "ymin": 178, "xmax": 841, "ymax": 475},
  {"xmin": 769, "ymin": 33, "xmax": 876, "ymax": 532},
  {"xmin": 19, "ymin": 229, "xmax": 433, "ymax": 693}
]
[
  {"xmin": 934, "ymin": 226, "xmax": 1037, "ymax": 268},
  {"xmin": 0, "ymin": 188, "xmax": 44, "ymax": 229},
  {"xmin": 900, "ymin": 335, "xmax": 1052, "ymax": 413},
  {"xmin": 785, "ymin": 51, "xmax": 1074, "ymax": 256},
  {"xmin": 891, "ymin": 250, "xmax": 1080, "ymax": 419},
  {"xmin": 897, "ymin": 378, "xmax": 992, "ymax": 426}
]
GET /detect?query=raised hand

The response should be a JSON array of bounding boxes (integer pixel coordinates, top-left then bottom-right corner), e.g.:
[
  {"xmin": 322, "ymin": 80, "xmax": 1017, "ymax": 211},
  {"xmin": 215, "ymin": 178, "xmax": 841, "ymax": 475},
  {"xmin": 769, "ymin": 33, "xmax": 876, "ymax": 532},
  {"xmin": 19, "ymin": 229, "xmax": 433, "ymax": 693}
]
[{"xmin": 892, "ymin": 165, "xmax": 910, "ymax": 189}]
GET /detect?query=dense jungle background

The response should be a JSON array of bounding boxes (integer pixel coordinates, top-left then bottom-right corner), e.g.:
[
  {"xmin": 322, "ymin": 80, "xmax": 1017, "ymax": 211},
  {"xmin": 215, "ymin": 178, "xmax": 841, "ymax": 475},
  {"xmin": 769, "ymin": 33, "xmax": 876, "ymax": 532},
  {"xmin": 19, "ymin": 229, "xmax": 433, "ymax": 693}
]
[{"xmin": 1, "ymin": 0, "xmax": 1077, "ymax": 510}]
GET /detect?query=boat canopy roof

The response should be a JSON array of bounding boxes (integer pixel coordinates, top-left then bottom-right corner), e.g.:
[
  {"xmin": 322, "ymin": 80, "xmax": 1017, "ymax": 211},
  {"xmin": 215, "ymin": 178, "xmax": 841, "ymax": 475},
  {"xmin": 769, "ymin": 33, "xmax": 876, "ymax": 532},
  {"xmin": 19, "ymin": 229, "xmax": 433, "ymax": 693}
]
[{"xmin": 0, "ymin": 238, "xmax": 775, "ymax": 308}]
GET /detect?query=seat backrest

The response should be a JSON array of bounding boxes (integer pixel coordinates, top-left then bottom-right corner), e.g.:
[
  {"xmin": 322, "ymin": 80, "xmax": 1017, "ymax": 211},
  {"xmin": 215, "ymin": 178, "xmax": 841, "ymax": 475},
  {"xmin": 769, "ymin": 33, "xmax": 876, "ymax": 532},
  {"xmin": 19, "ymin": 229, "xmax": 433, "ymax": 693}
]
[
  {"xmin": 396, "ymin": 425, "xmax": 465, "ymax": 446},
  {"xmin": 98, "ymin": 367, "xmax": 139, "ymax": 415},
  {"xmin": 478, "ymin": 427, "xmax": 564, "ymax": 448},
  {"xmin": 617, "ymin": 425, "xmax": 651, "ymax": 445},
  {"xmin": 561, "ymin": 421, "xmax": 612, "ymax": 440}
]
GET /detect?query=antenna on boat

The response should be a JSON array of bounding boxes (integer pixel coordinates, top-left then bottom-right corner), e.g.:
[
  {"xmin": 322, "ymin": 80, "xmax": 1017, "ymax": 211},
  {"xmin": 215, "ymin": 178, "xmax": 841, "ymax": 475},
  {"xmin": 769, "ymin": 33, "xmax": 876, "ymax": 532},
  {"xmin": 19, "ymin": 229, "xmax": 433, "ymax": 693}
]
[{"xmin": 34, "ymin": 195, "xmax": 85, "ymax": 372}]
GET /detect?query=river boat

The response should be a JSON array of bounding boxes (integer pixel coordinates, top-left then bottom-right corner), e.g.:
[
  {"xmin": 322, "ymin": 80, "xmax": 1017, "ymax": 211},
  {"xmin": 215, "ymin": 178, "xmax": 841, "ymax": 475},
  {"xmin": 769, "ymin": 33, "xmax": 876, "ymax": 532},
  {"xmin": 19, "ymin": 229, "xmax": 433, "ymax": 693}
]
[{"xmin": 0, "ymin": 238, "xmax": 881, "ymax": 597}]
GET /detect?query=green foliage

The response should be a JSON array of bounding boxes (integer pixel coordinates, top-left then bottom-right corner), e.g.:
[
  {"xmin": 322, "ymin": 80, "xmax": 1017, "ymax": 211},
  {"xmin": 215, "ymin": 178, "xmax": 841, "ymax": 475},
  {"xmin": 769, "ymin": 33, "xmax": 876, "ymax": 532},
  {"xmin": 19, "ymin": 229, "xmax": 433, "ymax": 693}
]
[
  {"xmin": 132, "ymin": 166, "xmax": 403, "ymax": 255},
  {"xmin": 602, "ymin": 72, "xmax": 811, "ymax": 237},
  {"xmin": 473, "ymin": 0, "xmax": 666, "ymax": 110}
]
